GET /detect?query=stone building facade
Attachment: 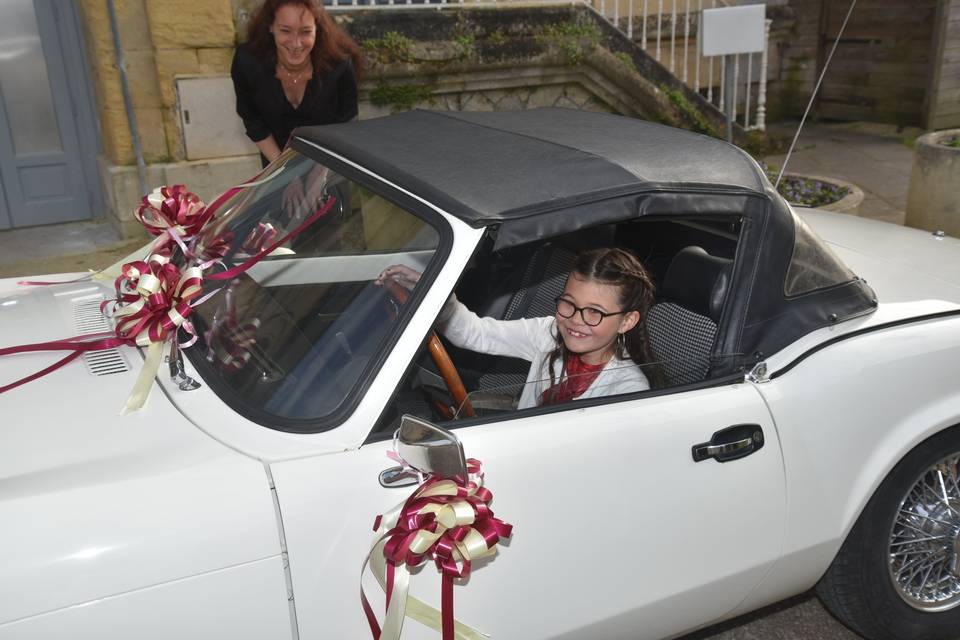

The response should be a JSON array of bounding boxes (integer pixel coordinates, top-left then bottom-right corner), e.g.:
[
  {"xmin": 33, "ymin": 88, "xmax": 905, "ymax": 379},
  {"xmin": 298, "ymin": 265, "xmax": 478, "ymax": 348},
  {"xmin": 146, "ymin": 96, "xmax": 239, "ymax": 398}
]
[{"xmin": 75, "ymin": 1, "xmax": 732, "ymax": 238}]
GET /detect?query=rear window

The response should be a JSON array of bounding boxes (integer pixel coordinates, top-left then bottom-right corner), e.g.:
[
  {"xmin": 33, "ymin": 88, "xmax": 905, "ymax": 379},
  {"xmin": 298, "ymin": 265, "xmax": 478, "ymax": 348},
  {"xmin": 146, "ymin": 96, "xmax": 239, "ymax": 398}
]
[{"xmin": 784, "ymin": 211, "xmax": 856, "ymax": 297}]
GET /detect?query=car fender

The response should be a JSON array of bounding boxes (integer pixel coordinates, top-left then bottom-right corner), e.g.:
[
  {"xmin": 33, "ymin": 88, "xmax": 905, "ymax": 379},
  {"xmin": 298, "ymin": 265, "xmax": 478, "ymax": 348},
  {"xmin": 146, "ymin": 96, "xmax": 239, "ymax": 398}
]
[{"xmin": 730, "ymin": 314, "xmax": 960, "ymax": 615}]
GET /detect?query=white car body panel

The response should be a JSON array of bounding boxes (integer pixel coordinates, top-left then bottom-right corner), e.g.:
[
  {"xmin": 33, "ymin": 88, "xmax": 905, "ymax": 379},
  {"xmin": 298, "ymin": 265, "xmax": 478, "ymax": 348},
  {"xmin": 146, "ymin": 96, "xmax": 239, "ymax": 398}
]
[
  {"xmin": 274, "ymin": 383, "xmax": 784, "ymax": 640},
  {"xmin": 0, "ymin": 283, "xmax": 286, "ymax": 631},
  {"xmin": 0, "ymin": 557, "xmax": 291, "ymax": 640}
]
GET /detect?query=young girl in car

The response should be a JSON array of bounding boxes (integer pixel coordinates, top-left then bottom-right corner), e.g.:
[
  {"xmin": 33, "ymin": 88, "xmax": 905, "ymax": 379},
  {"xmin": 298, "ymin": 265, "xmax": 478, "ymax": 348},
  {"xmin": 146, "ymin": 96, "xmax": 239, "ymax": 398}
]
[{"xmin": 377, "ymin": 247, "xmax": 661, "ymax": 409}]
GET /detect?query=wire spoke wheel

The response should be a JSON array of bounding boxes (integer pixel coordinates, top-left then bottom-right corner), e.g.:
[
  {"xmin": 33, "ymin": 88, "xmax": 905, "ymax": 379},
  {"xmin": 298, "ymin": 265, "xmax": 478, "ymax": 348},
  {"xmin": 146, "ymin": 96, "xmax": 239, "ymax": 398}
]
[{"xmin": 888, "ymin": 453, "xmax": 960, "ymax": 611}]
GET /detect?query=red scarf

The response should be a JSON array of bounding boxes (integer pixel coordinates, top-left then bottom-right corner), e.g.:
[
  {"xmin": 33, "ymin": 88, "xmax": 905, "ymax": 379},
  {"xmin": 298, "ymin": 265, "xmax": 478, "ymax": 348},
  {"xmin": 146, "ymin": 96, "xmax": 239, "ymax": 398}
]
[{"xmin": 540, "ymin": 354, "xmax": 608, "ymax": 405}]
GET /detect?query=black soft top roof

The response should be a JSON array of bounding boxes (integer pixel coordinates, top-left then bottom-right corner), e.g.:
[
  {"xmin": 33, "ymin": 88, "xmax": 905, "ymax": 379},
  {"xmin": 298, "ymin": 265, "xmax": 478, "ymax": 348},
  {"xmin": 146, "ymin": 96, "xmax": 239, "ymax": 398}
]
[
  {"xmin": 294, "ymin": 108, "xmax": 877, "ymax": 371},
  {"xmin": 294, "ymin": 108, "xmax": 767, "ymax": 226}
]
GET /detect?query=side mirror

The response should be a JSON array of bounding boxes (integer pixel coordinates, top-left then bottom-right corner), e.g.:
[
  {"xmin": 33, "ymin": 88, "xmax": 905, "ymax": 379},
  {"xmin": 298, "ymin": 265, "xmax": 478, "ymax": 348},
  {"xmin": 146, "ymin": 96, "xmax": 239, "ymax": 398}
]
[{"xmin": 379, "ymin": 415, "xmax": 467, "ymax": 488}]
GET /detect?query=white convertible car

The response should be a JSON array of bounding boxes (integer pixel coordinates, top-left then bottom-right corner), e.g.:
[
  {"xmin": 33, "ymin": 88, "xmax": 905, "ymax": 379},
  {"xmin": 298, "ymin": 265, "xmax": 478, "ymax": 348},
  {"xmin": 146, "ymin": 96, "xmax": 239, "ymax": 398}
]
[{"xmin": 2, "ymin": 109, "xmax": 959, "ymax": 640}]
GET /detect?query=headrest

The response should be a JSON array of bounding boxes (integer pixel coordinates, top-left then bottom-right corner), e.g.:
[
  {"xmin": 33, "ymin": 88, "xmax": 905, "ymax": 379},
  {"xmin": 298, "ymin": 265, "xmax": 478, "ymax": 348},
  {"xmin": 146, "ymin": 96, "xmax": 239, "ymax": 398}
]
[{"xmin": 660, "ymin": 246, "xmax": 733, "ymax": 323}]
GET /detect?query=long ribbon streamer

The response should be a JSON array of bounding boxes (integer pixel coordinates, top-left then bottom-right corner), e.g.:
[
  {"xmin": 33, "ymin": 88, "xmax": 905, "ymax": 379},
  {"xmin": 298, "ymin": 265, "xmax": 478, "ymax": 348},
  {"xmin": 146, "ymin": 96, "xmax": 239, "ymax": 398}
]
[{"xmin": 362, "ymin": 458, "xmax": 512, "ymax": 640}]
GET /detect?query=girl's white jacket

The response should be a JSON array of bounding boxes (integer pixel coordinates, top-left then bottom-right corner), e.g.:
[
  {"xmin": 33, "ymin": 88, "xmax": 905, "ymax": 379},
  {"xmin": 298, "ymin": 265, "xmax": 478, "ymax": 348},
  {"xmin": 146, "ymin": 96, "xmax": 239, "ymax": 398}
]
[{"xmin": 440, "ymin": 300, "xmax": 650, "ymax": 409}]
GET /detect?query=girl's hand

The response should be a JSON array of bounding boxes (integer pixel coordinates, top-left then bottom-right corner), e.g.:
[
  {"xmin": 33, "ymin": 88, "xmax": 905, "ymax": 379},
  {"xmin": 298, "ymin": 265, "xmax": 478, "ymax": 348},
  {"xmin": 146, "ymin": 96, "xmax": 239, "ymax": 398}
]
[{"xmin": 375, "ymin": 264, "xmax": 421, "ymax": 290}]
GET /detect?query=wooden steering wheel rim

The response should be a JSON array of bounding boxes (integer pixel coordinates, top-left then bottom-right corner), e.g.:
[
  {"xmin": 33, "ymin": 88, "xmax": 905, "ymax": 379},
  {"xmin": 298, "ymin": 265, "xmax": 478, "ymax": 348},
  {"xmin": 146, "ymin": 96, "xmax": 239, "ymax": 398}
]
[{"xmin": 384, "ymin": 280, "xmax": 475, "ymax": 418}]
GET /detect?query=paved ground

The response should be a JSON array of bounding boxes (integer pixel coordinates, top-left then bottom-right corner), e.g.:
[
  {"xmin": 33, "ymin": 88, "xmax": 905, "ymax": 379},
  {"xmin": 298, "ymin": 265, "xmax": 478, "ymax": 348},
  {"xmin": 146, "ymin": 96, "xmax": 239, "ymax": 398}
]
[
  {"xmin": 677, "ymin": 593, "xmax": 861, "ymax": 640},
  {"xmin": 763, "ymin": 120, "xmax": 921, "ymax": 226},
  {"xmin": 0, "ymin": 120, "xmax": 921, "ymax": 639}
]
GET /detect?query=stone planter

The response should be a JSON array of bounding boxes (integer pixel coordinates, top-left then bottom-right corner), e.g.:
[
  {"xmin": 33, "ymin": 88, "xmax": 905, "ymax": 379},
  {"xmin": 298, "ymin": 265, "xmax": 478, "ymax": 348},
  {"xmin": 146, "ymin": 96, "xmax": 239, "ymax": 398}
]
[
  {"xmin": 776, "ymin": 173, "xmax": 864, "ymax": 214},
  {"xmin": 906, "ymin": 129, "xmax": 960, "ymax": 237}
]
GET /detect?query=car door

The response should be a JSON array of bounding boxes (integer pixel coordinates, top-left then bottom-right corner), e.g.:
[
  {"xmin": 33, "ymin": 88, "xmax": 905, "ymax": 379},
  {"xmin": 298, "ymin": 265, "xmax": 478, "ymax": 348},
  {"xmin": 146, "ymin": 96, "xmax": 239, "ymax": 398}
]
[{"xmin": 272, "ymin": 379, "xmax": 785, "ymax": 640}]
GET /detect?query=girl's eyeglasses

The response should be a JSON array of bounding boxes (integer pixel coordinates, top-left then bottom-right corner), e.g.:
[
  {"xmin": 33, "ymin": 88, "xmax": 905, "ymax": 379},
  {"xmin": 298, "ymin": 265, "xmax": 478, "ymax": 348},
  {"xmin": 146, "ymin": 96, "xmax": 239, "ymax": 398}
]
[{"xmin": 554, "ymin": 297, "xmax": 626, "ymax": 327}]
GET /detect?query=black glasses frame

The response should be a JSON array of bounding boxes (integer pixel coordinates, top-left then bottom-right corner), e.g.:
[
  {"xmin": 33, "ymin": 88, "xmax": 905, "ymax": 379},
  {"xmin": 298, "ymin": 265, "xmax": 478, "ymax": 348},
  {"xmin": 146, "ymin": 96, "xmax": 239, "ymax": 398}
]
[{"xmin": 554, "ymin": 296, "xmax": 626, "ymax": 327}]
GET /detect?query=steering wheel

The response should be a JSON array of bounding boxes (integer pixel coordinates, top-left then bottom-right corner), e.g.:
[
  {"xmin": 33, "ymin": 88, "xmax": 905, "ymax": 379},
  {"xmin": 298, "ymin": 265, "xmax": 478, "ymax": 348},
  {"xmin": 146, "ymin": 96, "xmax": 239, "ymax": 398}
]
[{"xmin": 383, "ymin": 280, "xmax": 475, "ymax": 419}]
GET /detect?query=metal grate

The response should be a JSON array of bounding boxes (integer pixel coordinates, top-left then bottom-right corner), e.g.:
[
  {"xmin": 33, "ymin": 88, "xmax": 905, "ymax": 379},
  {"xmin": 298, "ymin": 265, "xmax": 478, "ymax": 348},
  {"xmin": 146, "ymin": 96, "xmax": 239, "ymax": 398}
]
[{"xmin": 72, "ymin": 299, "xmax": 130, "ymax": 377}]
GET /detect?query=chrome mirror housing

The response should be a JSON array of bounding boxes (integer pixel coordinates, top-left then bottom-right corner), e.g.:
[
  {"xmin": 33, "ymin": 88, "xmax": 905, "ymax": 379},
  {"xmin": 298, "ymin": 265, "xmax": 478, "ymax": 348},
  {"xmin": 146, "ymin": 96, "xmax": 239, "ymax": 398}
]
[{"xmin": 396, "ymin": 414, "xmax": 467, "ymax": 480}]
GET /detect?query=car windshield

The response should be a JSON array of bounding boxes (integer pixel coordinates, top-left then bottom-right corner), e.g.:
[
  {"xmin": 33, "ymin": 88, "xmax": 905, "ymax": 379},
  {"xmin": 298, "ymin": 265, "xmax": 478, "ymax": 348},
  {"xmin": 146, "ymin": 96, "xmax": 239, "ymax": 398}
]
[{"xmin": 180, "ymin": 150, "xmax": 441, "ymax": 429}]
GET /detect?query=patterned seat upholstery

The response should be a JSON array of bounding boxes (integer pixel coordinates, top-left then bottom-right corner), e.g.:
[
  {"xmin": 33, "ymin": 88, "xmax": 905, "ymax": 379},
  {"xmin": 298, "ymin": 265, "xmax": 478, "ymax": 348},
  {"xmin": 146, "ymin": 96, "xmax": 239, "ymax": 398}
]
[
  {"xmin": 647, "ymin": 246, "xmax": 733, "ymax": 386},
  {"xmin": 475, "ymin": 244, "xmax": 575, "ymax": 394}
]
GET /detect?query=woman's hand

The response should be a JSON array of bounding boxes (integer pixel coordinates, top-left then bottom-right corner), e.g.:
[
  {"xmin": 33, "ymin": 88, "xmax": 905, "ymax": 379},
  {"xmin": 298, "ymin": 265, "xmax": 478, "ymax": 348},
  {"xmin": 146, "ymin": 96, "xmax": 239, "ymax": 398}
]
[
  {"xmin": 282, "ymin": 165, "xmax": 331, "ymax": 221},
  {"xmin": 375, "ymin": 264, "xmax": 421, "ymax": 291},
  {"xmin": 282, "ymin": 176, "xmax": 308, "ymax": 221}
]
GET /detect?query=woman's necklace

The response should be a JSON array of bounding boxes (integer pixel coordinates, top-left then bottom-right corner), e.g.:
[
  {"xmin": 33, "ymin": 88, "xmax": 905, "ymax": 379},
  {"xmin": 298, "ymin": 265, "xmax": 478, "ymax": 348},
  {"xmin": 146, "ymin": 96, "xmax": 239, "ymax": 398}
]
[{"xmin": 278, "ymin": 61, "xmax": 310, "ymax": 85}]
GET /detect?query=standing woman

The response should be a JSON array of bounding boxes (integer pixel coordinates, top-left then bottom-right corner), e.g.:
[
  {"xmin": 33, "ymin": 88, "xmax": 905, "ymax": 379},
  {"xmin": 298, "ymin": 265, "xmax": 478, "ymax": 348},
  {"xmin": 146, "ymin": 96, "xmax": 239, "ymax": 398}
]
[{"xmin": 232, "ymin": 0, "xmax": 362, "ymax": 167}]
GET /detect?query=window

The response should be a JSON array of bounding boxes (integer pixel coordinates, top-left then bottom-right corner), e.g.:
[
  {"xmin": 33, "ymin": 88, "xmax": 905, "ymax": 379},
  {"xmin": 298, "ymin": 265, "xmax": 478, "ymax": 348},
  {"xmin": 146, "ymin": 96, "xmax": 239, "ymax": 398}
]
[
  {"xmin": 784, "ymin": 212, "xmax": 857, "ymax": 297},
  {"xmin": 182, "ymin": 150, "xmax": 441, "ymax": 429},
  {"xmin": 373, "ymin": 217, "xmax": 742, "ymax": 436}
]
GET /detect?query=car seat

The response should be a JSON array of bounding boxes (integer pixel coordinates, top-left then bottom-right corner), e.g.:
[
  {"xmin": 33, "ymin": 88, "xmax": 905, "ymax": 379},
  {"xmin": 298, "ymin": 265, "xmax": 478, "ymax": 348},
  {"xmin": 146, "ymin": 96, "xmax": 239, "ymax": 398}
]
[{"xmin": 647, "ymin": 245, "xmax": 733, "ymax": 386}]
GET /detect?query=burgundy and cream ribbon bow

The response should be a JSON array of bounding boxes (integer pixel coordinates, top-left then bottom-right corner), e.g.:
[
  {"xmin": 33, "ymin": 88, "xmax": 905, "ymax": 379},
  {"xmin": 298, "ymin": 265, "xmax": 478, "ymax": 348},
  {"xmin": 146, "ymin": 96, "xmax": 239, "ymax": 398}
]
[
  {"xmin": 135, "ymin": 185, "xmax": 210, "ymax": 253},
  {"xmin": 105, "ymin": 256, "xmax": 206, "ymax": 412},
  {"xmin": 362, "ymin": 458, "xmax": 513, "ymax": 640},
  {"xmin": 0, "ymin": 256, "xmax": 206, "ymax": 412}
]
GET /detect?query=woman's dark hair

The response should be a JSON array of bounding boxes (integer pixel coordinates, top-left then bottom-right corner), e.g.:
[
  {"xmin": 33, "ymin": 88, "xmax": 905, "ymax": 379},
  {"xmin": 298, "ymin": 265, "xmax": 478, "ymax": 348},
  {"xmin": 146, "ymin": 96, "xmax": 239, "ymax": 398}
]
[
  {"xmin": 245, "ymin": 0, "xmax": 363, "ymax": 80},
  {"xmin": 545, "ymin": 247, "xmax": 665, "ymax": 394}
]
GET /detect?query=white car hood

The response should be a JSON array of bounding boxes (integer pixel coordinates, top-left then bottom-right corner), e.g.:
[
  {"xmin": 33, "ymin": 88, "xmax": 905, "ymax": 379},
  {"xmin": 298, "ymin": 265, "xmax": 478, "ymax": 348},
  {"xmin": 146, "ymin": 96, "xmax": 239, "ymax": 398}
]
[
  {"xmin": 0, "ymin": 279, "xmax": 281, "ymax": 624},
  {"xmin": 800, "ymin": 209, "xmax": 960, "ymax": 313}
]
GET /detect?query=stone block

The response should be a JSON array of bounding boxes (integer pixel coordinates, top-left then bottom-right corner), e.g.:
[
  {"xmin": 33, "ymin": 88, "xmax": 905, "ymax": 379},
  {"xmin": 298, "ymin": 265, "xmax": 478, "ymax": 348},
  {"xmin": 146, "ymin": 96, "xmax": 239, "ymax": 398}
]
[
  {"xmin": 163, "ymin": 163, "xmax": 214, "ymax": 202},
  {"xmin": 459, "ymin": 92, "xmax": 495, "ymax": 112},
  {"xmin": 101, "ymin": 107, "xmax": 169, "ymax": 165},
  {"xmin": 163, "ymin": 109, "xmax": 187, "ymax": 162},
  {"xmin": 78, "ymin": 0, "xmax": 152, "ymax": 52},
  {"xmin": 525, "ymin": 84, "xmax": 566, "ymax": 109},
  {"xmin": 494, "ymin": 90, "xmax": 528, "ymax": 111},
  {"xmin": 208, "ymin": 155, "xmax": 262, "ymax": 194},
  {"xmin": 154, "ymin": 48, "xmax": 200, "ymax": 108},
  {"xmin": 198, "ymin": 48, "xmax": 235, "ymax": 74},
  {"xmin": 90, "ymin": 49, "xmax": 163, "ymax": 110},
  {"xmin": 146, "ymin": 0, "xmax": 236, "ymax": 48}
]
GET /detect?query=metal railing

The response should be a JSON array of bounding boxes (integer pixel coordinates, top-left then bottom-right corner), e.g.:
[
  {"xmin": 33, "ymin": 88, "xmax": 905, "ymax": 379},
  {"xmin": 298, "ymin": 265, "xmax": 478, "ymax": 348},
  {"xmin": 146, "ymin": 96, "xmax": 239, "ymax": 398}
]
[
  {"xmin": 326, "ymin": 0, "xmax": 769, "ymax": 131},
  {"xmin": 587, "ymin": 0, "xmax": 769, "ymax": 131}
]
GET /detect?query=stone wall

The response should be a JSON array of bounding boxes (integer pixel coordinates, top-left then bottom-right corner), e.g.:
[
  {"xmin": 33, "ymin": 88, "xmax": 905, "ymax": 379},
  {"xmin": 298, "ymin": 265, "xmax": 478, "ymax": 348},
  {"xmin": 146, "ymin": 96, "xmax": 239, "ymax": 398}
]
[
  {"xmin": 78, "ymin": 0, "xmax": 236, "ymax": 166},
  {"xmin": 762, "ymin": 0, "xmax": 941, "ymax": 127}
]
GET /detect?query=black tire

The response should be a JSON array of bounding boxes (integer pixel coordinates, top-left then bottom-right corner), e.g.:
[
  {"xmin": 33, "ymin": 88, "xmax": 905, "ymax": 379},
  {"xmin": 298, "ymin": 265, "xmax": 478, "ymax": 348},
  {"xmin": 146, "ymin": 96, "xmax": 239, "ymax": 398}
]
[{"xmin": 816, "ymin": 426, "xmax": 960, "ymax": 640}]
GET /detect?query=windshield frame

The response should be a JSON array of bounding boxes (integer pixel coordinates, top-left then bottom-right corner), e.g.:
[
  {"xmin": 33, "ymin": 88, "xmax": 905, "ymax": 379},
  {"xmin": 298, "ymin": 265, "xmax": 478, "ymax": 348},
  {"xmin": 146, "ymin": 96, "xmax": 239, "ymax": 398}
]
[{"xmin": 183, "ymin": 144, "xmax": 455, "ymax": 434}]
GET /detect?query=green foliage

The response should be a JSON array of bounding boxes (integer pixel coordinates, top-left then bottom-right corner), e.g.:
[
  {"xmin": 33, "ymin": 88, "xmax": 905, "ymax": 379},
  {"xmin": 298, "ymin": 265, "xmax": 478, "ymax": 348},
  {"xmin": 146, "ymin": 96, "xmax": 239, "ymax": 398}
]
[
  {"xmin": 454, "ymin": 34, "xmax": 476, "ymax": 60},
  {"xmin": 945, "ymin": 136, "xmax": 960, "ymax": 149},
  {"xmin": 614, "ymin": 51, "xmax": 637, "ymax": 72},
  {"xmin": 364, "ymin": 31, "xmax": 416, "ymax": 64},
  {"xmin": 370, "ymin": 83, "xmax": 434, "ymax": 112},
  {"xmin": 486, "ymin": 29, "xmax": 507, "ymax": 47},
  {"xmin": 662, "ymin": 86, "xmax": 718, "ymax": 138},
  {"xmin": 537, "ymin": 21, "xmax": 601, "ymax": 65}
]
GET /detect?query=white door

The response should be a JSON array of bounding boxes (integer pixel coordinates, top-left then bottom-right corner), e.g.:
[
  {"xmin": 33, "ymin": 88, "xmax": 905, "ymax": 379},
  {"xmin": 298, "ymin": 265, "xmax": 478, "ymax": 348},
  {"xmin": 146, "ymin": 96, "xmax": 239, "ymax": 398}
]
[{"xmin": 272, "ymin": 381, "xmax": 785, "ymax": 640}]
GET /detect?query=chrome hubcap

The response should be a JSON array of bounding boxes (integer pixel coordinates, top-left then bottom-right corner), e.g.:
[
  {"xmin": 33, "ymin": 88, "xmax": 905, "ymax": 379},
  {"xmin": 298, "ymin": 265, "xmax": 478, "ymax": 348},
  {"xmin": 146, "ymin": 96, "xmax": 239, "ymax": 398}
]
[{"xmin": 888, "ymin": 453, "xmax": 960, "ymax": 611}]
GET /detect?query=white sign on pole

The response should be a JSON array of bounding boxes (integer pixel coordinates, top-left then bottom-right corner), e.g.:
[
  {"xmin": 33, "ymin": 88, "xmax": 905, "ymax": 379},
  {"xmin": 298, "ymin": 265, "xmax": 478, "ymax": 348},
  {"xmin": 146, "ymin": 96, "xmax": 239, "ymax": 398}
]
[{"xmin": 700, "ymin": 5, "xmax": 766, "ymax": 57}]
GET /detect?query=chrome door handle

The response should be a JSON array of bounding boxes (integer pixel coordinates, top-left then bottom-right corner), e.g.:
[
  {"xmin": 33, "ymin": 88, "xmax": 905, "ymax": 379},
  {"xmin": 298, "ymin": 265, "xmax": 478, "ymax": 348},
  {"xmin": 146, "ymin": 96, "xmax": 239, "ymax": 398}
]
[
  {"xmin": 692, "ymin": 424, "xmax": 765, "ymax": 463},
  {"xmin": 378, "ymin": 465, "xmax": 421, "ymax": 488},
  {"xmin": 693, "ymin": 437, "xmax": 752, "ymax": 460}
]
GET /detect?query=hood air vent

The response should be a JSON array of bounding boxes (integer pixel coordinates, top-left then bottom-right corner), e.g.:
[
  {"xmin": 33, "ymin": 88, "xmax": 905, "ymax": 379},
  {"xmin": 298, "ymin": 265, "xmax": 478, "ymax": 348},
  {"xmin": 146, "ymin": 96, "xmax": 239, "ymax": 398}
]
[{"xmin": 72, "ymin": 299, "xmax": 130, "ymax": 377}]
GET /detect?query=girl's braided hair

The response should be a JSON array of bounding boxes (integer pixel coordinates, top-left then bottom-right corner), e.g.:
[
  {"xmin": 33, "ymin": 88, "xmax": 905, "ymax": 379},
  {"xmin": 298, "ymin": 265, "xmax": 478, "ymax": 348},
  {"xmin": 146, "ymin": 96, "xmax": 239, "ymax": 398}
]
[{"xmin": 545, "ymin": 247, "xmax": 665, "ymax": 394}]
